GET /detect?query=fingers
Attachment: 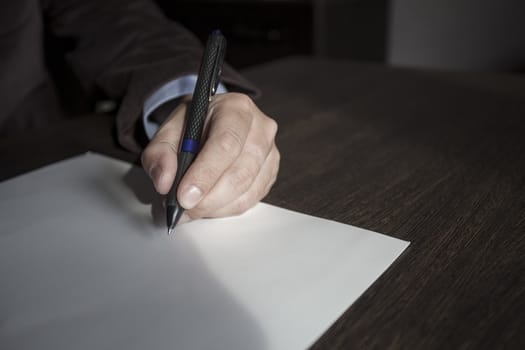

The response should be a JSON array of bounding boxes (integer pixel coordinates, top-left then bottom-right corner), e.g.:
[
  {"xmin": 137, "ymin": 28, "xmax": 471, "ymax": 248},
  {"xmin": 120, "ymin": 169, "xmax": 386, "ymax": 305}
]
[
  {"xmin": 184, "ymin": 116, "xmax": 277, "ymax": 216},
  {"xmin": 188, "ymin": 143, "xmax": 280, "ymax": 219},
  {"xmin": 141, "ymin": 99, "xmax": 189, "ymax": 194},
  {"xmin": 179, "ymin": 93, "xmax": 279, "ymax": 218},
  {"xmin": 175, "ymin": 93, "xmax": 256, "ymax": 209},
  {"xmin": 142, "ymin": 92, "xmax": 280, "ymax": 221}
]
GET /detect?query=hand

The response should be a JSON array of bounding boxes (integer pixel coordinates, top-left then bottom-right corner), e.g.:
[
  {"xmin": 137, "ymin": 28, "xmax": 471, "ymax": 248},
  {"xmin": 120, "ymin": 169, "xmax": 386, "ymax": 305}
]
[{"xmin": 141, "ymin": 92, "xmax": 280, "ymax": 222}]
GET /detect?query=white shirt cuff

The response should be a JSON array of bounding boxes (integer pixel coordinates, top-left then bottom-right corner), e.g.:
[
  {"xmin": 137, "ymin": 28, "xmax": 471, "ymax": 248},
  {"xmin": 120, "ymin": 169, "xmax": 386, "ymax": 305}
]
[{"xmin": 142, "ymin": 75, "xmax": 227, "ymax": 140}]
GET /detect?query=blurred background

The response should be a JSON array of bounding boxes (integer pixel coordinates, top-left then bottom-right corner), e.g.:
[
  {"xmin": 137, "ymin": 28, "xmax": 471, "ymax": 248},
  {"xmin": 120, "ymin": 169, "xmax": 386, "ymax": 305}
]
[
  {"xmin": 43, "ymin": 0, "xmax": 525, "ymax": 116},
  {"xmin": 154, "ymin": 0, "xmax": 525, "ymax": 73}
]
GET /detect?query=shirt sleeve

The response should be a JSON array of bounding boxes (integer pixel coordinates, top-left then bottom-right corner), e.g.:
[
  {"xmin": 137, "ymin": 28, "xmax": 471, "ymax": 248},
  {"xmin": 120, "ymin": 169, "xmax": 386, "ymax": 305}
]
[{"xmin": 142, "ymin": 75, "xmax": 228, "ymax": 139}]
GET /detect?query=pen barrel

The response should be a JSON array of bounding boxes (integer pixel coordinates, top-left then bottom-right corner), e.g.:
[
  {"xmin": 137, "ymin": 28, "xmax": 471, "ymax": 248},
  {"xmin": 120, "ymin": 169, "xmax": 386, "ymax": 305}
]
[{"xmin": 184, "ymin": 31, "xmax": 226, "ymax": 142}]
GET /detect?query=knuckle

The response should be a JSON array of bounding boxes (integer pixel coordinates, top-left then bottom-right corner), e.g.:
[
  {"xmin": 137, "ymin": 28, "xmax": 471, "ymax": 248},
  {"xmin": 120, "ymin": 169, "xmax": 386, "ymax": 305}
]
[
  {"xmin": 229, "ymin": 165, "xmax": 257, "ymax": 192},
  {"xmin": 217, "ymin": 128, "xmax": 243, "ymax": 155},
  {"xmin": 245, "ymin": 141, "xmax": 268, "ymax": 164},
  {"xmin": 157, "ymin": 140, "xmax": 179, "ymax": 154},
  {"xmin": 226, "ymin": 93, "xmax": 254, "ymax": 112}
]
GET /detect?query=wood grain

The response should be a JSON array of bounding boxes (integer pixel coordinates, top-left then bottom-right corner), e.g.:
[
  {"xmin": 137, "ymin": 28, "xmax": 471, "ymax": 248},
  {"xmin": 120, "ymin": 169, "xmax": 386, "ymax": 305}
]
[
  {"xmin": 1, "ymin": 57, "xmax": 524, "ymax": 349},
  {"xmin": 243, "ymin": 57, "xmax": 525, "ymax": 349}
]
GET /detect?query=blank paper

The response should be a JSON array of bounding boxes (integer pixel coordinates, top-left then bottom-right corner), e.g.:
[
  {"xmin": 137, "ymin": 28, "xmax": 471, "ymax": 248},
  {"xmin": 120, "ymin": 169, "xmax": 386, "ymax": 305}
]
[{"xmin": 0, "ymin": 153, "xmax": 409, "ymax": 349}]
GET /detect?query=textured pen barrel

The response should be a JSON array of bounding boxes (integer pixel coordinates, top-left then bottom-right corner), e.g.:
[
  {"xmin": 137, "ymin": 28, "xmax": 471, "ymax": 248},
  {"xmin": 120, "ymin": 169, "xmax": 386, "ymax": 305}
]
[
  {"xmin": 183, "ymin": 31, "xmax": 226, "ymax": 142},
  {"xmin": 166, "ymin": 31, "xmax": 226, "ymax": 232}
]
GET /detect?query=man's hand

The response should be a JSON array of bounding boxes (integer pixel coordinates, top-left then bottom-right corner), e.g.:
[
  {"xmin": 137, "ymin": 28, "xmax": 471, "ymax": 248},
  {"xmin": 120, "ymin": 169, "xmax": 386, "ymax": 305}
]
[{"xmin": 141, "ymin": 92, "xmax": 280, "ymax": 222}]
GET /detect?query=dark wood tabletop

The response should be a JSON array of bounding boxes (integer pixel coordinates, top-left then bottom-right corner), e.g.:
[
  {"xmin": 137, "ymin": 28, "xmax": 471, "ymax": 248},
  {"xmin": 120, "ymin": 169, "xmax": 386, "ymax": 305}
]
[{"xmin": 1, "ymin": 56, "xmax": 524, "ymax": 349}]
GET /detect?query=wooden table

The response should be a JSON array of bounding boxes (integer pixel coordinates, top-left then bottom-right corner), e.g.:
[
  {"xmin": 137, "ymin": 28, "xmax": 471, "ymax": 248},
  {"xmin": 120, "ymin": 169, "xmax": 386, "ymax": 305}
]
[{"xmin": 1, "ymin": 57, "xmax": 524, "ymax": 349}]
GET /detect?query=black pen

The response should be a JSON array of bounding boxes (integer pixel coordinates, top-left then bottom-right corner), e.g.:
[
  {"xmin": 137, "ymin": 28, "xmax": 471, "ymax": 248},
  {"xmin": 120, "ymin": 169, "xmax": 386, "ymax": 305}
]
[{"xmin": 166, "ymin": 30, "xmax": 226, "ymax": 235}]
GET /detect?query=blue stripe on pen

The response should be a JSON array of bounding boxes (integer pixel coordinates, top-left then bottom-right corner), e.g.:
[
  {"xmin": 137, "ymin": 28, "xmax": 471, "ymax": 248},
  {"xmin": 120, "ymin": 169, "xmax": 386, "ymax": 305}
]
[{"xmin": 181, "ymin": 138, "xmax": 199, "ymax": 153}]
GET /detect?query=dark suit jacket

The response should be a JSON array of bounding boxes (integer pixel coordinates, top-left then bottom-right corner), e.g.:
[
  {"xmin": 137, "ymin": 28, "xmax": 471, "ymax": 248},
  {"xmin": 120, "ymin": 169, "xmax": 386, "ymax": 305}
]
[{"xmin": 0, "ymin": 0, "xmax": 258, "ymax": 152}]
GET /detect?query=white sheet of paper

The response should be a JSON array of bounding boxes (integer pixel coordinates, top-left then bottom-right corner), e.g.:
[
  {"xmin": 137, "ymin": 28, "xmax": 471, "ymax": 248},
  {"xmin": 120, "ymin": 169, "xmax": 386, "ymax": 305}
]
[{"xmin": 0, "ymin": 154, "xmax": 409, "ymax": 350}]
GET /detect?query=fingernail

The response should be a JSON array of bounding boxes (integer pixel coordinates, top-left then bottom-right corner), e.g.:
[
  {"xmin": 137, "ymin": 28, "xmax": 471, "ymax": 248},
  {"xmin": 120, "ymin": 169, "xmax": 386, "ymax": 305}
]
[{"xmin": 180, "ymin": 185, "xmax": 203, "ymax": 209}]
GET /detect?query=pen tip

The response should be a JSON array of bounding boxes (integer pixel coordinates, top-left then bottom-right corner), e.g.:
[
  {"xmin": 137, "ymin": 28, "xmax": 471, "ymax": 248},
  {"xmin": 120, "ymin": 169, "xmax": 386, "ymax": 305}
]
[{"xmin": 167, "ymin": 205, "xmax": 185, "ymax": 236}]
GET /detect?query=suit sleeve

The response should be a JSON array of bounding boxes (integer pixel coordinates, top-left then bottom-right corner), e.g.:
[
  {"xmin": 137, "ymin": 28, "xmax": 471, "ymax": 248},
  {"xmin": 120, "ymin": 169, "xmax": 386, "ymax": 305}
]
[{"xmin": 41, "ymin": 0, "xmax": 259, "ymax": 152}]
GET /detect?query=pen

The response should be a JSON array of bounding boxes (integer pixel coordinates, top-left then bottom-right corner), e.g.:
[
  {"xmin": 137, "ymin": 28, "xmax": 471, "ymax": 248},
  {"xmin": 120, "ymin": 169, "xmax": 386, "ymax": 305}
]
[{"xmin": 166, "ymin": 30, "xmax": 227, "ymax": 235}]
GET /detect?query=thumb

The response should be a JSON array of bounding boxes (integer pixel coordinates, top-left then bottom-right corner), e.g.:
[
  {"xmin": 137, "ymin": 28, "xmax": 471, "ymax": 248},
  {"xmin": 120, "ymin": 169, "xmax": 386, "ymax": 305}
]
[{"xmin": 141, "ymin": 102, "xmax": 188, "ymax": 194}]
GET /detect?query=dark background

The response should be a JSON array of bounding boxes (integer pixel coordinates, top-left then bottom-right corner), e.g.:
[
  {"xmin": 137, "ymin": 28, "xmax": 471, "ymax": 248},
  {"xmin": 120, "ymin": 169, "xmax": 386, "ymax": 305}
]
[
  {"xmin": 44, "ymin": 0, "xmax": 525, "ymax": 116},
  {"xmin": 154, "ymin": 0, "xmax": 525, "ymax": 72}
]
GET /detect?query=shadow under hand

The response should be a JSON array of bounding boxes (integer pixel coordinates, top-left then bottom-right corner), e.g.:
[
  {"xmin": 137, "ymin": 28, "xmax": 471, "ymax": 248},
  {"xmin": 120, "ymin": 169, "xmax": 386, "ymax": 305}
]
[
  {"xmin": 122, "ymin": 166, "xmax": 165, "ymax": 228},
  {"xmin": 0, "ymin": 210, "xmax": 268, "ymax": 350},
  {"xmin": 0, "ymin": 156, "xmax": 268, "ymax": 349}
]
